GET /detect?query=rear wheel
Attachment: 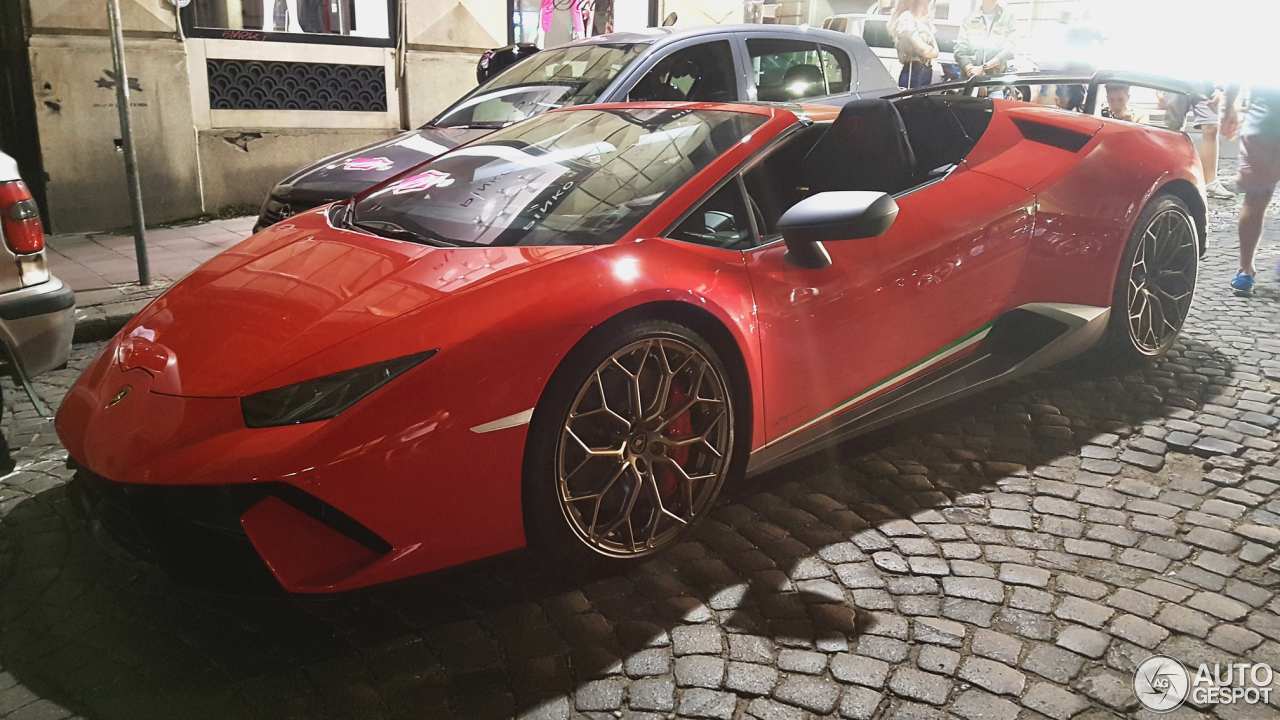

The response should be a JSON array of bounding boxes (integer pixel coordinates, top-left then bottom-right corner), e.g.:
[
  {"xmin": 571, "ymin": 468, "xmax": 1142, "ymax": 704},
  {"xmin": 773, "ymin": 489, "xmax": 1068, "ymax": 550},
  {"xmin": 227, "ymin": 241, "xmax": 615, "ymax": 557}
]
[
  {"xmin": 523, "ymin": 320, "xmax": 740, "ymax": 569},
  {"xmin": 1100, "ymin": 193, "xmax": 1198, "ymax": 362}
]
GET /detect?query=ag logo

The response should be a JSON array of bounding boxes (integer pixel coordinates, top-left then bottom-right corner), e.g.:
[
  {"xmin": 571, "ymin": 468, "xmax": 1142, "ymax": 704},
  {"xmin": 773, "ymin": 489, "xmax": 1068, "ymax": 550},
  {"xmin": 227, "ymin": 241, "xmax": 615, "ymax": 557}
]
[
  {"xmin": 1134, "ymin": 655, "xmax": 1189, "ymax": 712},
  {"xmin": 107, "ymin": 386, "xmax": 131, "ymax": 408}
]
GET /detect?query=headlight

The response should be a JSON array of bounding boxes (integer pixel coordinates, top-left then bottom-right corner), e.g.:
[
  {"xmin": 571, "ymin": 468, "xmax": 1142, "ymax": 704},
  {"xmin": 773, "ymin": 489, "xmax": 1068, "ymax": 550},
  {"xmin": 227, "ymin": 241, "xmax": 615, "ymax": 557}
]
[{"xmin": 241, "ymin": 350, "xmax": 437, "ymax": 428}]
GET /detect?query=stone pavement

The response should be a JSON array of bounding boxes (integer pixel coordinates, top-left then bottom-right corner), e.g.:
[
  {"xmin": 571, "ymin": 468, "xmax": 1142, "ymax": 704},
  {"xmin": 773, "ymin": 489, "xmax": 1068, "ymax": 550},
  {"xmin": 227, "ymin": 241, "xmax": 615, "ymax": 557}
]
[
  {"xmin": 46, "ymin": 216, "xmax": 255, "ymax": 292},
  {"xmin": 0, "ymin": 196, "xmax": 1278, "ymax": 720}
]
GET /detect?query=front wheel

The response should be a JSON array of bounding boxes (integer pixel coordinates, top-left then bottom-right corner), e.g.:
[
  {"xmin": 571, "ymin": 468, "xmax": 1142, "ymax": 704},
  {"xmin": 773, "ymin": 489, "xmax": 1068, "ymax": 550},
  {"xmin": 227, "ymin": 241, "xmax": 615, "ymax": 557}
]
[
  {"xmin": 1099, "ymin": 193, "xmax": 1199, "ymax": 362},
  {"xmin": 523, "ymin": 319, "xmax": 741, "ymax": 569}
]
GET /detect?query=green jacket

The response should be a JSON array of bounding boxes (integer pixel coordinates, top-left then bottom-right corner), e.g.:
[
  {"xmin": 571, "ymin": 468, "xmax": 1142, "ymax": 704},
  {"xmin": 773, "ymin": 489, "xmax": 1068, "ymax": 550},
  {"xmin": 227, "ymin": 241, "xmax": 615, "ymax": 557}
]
[{"xmin": 954, "ymin": 4, "xmax": 1017, "ymax": 71}]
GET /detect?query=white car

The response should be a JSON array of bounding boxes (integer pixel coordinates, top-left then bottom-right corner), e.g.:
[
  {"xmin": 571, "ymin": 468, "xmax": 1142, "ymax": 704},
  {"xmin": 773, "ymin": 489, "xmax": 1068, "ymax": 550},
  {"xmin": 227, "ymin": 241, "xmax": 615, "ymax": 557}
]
[
  {"xmin": 0, "ymin": 152, "xmax": 74, "ymax": 410},
  {"xmin": 823, "ymin": 0, "xmax": 963, "ymax": 86}
]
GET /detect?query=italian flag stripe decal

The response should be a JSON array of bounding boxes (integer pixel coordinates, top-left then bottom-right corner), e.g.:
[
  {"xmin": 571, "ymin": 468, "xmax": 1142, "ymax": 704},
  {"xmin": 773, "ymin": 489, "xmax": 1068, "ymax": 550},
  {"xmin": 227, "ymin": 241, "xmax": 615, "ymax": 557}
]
[{"xmin": 765, "ymin": 321, "xmax": 996, "ymax": 449}]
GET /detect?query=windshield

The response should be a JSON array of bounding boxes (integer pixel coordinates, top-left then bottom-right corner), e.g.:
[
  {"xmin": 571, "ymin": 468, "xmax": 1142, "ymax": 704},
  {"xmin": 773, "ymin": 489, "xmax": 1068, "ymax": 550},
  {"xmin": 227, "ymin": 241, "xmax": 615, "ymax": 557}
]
[
  {"xmin": 352, "ymin": 107, "xmax": 767, "ymax": 247},
  {"xmin": 431, "ymin": 43, "xmax": 649, "ymax": 129}
]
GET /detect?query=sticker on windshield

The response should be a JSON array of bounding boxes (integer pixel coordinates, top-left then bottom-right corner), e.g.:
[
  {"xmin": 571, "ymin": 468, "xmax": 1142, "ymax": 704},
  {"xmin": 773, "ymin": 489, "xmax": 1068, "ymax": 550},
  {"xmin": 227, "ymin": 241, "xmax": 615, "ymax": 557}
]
[
  {"xmin": 390, "ymin": 170, "xmax": 454, "ymax": 194},
  {"xmin": 337, "ymin": 157, "xmax": 395, "ymax": 172}
]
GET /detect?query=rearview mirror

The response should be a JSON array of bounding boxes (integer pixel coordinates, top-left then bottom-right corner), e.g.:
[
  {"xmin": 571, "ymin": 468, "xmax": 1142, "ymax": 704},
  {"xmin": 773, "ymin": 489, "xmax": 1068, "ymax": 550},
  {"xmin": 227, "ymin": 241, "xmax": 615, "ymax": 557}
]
[{"xmin": 778, "ymin": 191, "xmax": 898, "ymax": 269}]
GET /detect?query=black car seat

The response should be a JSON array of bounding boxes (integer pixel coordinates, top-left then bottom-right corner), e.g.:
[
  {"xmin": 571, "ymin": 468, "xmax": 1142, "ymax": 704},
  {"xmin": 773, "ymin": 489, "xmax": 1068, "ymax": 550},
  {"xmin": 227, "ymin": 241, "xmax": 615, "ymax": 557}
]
[
  {"xmin": 893, "ymin": 95, "xmax": 977, "ymax": 180},
  {"xmin": 800, "ymin": 98, "xmax": 918, "ymax": 196},
  {"xmin": 782, "ymin": 64, "xmax": 825, "ymax": 99}
]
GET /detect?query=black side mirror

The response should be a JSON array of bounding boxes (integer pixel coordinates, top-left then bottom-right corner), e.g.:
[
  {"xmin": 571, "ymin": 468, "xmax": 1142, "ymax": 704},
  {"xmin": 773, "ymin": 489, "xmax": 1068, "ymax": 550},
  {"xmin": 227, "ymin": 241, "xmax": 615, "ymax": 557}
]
[
  {"xmin": 778, "ymin": 191, "xmax": 898, "ymax": 269},
  {"xmin": 704, "ymin": 211, "xmax": 736, "ymax": 233}
]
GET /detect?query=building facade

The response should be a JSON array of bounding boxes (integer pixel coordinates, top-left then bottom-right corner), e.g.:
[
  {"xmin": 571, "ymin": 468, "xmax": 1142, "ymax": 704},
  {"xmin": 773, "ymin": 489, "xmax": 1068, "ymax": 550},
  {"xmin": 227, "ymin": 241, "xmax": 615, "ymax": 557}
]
[{"xmin": 5, "ymin": 0, "xmax": 506, "ymax": 233}]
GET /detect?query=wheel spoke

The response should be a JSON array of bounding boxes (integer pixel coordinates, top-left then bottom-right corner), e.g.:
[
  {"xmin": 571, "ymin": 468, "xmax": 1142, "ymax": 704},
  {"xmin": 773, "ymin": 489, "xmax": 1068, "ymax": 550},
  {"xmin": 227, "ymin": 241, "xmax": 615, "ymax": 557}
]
[
  {"xmin": 1126, "ymin": 207, "xmax": 1197, "ymax": 355},
  {"xmin": 592, "ymin": 463, "xmax": 644, "ymax": 541},
  {"xmin": 556, "ymin": 334, "xmax": 733, "ymax": 557}
]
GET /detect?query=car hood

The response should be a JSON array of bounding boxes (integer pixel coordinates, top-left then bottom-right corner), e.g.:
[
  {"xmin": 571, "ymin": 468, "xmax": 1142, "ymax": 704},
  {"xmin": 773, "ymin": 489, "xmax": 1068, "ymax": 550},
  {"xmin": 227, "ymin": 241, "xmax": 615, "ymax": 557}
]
[
  {"xmin": 122, "ymin": 210, "xmax": 580, "ymax": 398},
  {"xmin": 274, "ymin": 125, "xmax": 491, "ymax": 207}
]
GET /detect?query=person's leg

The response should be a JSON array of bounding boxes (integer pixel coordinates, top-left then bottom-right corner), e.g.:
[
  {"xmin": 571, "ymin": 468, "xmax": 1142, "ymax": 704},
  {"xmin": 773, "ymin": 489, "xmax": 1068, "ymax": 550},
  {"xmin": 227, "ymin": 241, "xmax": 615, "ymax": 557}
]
[
  {"xmin": 1192, "ymin": 100, "xmax": 1231, "ymax": 196},
  {"xmin": 916, "ymin": 63, "xmax": 932, "ymax": 88},
  {"xmin": 1164, "ymin": 93, "xmax": 1190, "ymax": 132},
  {"xmin": 898, "ymin": 63, "xmax": 910, "ymax": 89},
  {"xmin": 1232, "ymin": 135, "xmax": 1280, "ymax": 293},
  {"xmin": 1200, "ymin": 123, "xmax": 1219, "ymax": 185},
  {"xmin": 1238, "ymin": 189, "xmax": 1271, "ymax": 277}
]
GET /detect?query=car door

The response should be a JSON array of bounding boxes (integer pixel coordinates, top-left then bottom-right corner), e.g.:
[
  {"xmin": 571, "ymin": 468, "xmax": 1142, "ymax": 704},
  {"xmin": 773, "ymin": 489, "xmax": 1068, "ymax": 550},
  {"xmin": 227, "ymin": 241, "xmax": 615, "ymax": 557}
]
[
  {"xmin": 735, "ymin": 32, "xmax": 858, "ymax": 104},
  {"xmin": 607, "ymin": 35, "xmax": 748, "ymax": 103},
  {"xmin": 742, "ymin": 162, "xmax": 1034, "ymax": 448}
]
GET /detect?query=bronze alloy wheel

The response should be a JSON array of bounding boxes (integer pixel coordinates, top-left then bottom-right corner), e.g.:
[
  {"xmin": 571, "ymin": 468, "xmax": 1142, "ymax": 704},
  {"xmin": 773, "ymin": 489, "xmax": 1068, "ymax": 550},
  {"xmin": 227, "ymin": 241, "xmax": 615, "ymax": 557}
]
[
  {"xmin": 1125, "ymin": 205, "xmax": 1198, "ymax": 356},
  {"xmin": 555, "ymin": 337, "xmax": 732, "ymax": 557}
]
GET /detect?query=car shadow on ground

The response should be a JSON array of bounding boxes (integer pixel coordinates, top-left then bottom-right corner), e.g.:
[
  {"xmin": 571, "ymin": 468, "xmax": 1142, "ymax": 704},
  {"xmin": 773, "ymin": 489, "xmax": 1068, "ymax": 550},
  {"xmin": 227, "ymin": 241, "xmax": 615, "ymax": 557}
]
[{"xmin": 0, "ymin": 337, "xmax": 1236, "ymax": 720}]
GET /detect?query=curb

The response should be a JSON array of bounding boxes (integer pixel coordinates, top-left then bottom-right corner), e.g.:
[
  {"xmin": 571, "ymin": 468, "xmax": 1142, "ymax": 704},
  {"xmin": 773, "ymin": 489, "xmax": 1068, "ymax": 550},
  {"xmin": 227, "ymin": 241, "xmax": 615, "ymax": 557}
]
[
  {"xmin": 72, "ymin": 298, "xmax": 154, "ymax": 343},
  {"xmin": 70, "ymin": 282, "xmax": 171, "ymax": 344}
]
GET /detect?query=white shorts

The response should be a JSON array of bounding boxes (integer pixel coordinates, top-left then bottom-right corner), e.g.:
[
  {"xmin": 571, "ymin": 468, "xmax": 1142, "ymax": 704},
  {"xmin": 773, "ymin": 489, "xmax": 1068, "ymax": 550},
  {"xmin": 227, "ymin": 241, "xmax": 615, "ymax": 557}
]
[
  {"xmin": 1190, "ymin": 99, "xmax": 1218, "ymax": 128},
  {"xmin": 1165, "ymin": 95, "xmax": 1218, "ymax": 131}
]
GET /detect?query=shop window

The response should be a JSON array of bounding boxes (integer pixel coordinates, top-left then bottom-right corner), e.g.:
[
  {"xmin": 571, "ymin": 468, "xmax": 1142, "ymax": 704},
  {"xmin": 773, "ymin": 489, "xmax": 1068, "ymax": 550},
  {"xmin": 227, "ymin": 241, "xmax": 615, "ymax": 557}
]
[
  {"xmin": 184, "ymin": 0, "xmax": 394, "ymax": 44},
  {"xmin": 748, "ymin": 38, "xmax": 851, "ymax": 101},
  {"xmin": 512, "ymin": 0, "xmax": 652, "ymax": 47},
  {"xmin": 629, "ymin": 41, "xmax": 736, "ymax": 103}
]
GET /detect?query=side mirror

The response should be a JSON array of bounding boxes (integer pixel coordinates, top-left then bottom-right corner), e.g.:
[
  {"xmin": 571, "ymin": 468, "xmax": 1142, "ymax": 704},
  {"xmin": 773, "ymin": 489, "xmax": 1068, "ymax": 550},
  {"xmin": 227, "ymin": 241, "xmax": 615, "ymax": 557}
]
[
  {"xmin": 704, "ymin": 210, "xmax": 736, "ymax": 233},
  {"xmin": 778, "ymin": 191, "xmax": 898, "ymax": 269}
]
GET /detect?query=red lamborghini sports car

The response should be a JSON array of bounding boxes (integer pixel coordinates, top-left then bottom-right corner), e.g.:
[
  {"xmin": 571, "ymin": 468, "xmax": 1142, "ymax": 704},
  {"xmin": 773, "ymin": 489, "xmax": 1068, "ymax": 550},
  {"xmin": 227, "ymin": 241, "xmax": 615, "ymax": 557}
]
[{"xmin": 57, "ymin": 91, "xmax": 1205, "ymax": 593}]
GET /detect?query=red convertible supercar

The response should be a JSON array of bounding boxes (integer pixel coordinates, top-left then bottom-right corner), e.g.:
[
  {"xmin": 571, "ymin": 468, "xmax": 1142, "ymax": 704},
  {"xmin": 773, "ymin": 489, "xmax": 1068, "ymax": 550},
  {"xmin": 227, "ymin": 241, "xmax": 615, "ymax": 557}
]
[{"xmin": 57, "ymin": 93, "xmax": 1204, "ymax": 593}]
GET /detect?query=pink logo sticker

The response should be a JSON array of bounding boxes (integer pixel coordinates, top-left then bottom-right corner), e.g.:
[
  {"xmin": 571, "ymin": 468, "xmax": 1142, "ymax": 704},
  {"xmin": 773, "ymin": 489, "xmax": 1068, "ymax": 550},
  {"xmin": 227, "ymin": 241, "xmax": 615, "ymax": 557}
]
[
  {"xmin": 390, "ymin": 170, "xmax": 453, "ymax": 194},
  {"xmin": 343, "ymin": 156, "xmax": 395, "ymax": 172}
]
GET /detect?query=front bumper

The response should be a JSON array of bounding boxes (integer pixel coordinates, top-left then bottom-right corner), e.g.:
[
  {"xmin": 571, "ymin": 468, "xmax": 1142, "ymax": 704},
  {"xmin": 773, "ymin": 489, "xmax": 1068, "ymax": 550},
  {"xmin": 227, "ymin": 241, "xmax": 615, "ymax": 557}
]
[
  {"xmin": 56, "ymin": 324, "xmax": 569, "ymax": 593},
  {"xmin": 69, "ymin": 465, "xmax": 393, "ymax": 594},
  {"xmin": 0, "ymin": 276, "xmax": 74, "ymax": 377}
]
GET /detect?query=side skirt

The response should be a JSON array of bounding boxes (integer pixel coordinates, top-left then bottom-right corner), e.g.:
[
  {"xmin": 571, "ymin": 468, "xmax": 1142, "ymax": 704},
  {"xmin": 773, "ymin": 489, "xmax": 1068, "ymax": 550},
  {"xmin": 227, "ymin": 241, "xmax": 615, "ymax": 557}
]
[{"xmin": 745, "ymin": 303, "xmax": 1110, "ymax": 477}]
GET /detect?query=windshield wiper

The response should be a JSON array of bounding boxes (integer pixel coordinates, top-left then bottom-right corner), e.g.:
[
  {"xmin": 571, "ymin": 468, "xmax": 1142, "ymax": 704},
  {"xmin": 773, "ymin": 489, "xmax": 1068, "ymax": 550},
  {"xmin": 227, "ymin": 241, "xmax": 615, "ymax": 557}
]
[{"xmin": 350, "ymin": 217, "xmax": 460, "ymax": 248}]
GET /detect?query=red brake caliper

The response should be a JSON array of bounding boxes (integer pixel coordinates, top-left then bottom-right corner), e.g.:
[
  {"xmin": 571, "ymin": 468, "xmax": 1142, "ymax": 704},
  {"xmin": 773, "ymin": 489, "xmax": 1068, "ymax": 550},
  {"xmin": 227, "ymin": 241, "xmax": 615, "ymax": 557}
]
[{"xmin": 660, "ymin": 380, "xmax": 692, "ymax": 502}]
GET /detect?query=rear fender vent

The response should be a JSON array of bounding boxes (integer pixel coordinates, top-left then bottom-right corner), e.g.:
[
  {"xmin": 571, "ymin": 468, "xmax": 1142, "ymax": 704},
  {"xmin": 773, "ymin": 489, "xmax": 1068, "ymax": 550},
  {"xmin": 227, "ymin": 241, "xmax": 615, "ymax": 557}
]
[{"xmin": 1010, "ymin": 117, "xmax": 1093, "ymax": 153}]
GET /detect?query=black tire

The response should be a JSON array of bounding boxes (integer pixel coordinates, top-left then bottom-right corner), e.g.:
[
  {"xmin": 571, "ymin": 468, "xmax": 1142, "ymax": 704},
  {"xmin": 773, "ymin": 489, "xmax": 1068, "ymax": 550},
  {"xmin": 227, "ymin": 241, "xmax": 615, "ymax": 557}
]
[
  {"xmin": 522, "ymin": 318, "xmax": 745, "ymax": 571},
  {"xmin": 1099, "ymin": 193, "xmax": 1199, "ymax": 363}
]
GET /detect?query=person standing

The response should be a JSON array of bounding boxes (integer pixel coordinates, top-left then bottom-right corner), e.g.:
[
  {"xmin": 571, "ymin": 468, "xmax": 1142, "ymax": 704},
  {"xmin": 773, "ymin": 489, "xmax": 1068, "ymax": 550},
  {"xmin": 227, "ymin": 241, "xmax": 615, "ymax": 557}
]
[
  {"xmin": 954, "ymin": 0, "xmax": 1017, "ymax": 81},
  {"xmin": 888, "ymin": 0, "xmax": 938, "ymax": 90},
  {"xmin": 1161, "ymin": 85, "xmax": 1234, "ymax": 199},
  {"xmin": 1056, "ymin": 10, "xmax": 1102, "ymax": 111},
  {"xmin": 1221, "ymin": 84, "xmax": 1280, "ymax": 295}
]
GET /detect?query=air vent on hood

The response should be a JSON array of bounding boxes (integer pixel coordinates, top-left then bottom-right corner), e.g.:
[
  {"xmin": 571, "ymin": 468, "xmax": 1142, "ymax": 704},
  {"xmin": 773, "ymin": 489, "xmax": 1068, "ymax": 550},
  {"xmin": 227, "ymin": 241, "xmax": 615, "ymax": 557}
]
[{"xmin": 1010, "ymin": 117, "xmax": 1092, "ymax": 153}]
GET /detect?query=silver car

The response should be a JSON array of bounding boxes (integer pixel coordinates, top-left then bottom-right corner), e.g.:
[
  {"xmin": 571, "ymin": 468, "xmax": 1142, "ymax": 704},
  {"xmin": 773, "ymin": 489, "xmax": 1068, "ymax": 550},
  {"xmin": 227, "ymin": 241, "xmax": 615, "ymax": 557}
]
[
  {"xmin": 0, "ymin": 152, "xmax": 74, "ymax": 405},
  {"xmin": 255, "ymin": 24, "xmax": 898, "ymax": 231}
]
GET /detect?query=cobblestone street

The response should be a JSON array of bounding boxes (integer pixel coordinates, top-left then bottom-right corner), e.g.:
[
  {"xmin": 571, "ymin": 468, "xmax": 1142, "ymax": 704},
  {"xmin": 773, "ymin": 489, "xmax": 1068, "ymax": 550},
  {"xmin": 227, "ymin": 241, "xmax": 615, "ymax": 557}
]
[{"xmin": 1, "ymin": 195, "xmax": 1279, "ymax": 720}]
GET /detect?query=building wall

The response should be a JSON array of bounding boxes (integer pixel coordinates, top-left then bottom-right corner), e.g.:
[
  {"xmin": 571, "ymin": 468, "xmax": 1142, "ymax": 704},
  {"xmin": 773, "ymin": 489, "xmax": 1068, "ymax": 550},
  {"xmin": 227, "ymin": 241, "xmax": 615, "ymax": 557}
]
[
  {"xmin": 196, "ymin": 127, "xmax": 398, "ymax": 210},
  {"xmin": 23, "ymin": 0, "xmax": 500, "ymax": 233},
  {"xmin": 29, "ymin": 36, "xmax": 204, "ymax": 233},
  {"xmin": 660, "ymin": 0, "xmax": 749, "ymax": 27},
  {"xmin": 401, "ymin": 0, "xmax": 506, "ymax": 126},
  {"xmin": 402, "ymin": 50, "xmax": 483, "ymax": 128}
]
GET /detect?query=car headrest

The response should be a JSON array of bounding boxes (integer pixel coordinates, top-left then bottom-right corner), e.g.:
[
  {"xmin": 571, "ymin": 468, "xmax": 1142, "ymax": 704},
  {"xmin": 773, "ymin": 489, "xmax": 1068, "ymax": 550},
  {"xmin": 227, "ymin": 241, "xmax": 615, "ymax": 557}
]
[
  {"xmin": 801, "ymin": 98, "xmax": 918, "ymax": 195},
  {"xmin": 783, "ymin": 64, "xmax": 824, "ymax": 97}
]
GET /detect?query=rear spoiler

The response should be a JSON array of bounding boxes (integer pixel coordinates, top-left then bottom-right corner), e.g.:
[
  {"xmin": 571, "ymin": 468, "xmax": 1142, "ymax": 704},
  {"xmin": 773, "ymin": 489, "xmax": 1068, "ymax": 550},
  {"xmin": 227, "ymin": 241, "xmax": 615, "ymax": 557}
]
[{"xmin": 885, "ymin": 70, "xmax": 1209, "ymax": 116}]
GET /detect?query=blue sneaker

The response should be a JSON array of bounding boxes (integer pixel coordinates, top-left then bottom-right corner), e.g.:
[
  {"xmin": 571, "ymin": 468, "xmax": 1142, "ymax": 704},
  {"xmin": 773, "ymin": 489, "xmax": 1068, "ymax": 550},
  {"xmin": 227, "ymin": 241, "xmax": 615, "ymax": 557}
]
[{"xmin": 1231, "ymin": 270, "xmax": 1255, "ymax": 296}]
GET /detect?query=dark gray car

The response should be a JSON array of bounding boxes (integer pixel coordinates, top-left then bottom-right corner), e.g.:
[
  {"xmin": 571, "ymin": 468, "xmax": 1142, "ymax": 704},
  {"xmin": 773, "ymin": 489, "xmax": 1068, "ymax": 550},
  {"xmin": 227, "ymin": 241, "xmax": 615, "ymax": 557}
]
[{"xmin": 255, "ymin": 24, "xmax": 897, "ymax": 231}]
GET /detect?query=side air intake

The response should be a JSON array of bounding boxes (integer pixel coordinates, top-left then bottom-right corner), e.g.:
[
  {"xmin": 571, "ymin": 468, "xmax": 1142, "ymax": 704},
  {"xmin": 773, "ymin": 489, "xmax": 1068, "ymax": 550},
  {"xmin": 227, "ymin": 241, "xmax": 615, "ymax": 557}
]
[{"xmin": 1011, "ymin": 117, "xmax": 1093, "ymax": 153}]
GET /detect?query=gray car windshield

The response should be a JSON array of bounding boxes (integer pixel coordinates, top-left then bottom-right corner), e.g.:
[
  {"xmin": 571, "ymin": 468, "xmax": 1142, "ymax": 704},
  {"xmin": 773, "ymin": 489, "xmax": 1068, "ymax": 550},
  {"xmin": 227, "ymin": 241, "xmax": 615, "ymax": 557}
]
[
  {"xmin": 351, "ymin": 107, "xmax": 767, "ymax": 247},
  {"xmin": 431, "ymin": 43, "xmax": 649, "ymax": 129}
]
